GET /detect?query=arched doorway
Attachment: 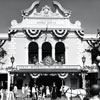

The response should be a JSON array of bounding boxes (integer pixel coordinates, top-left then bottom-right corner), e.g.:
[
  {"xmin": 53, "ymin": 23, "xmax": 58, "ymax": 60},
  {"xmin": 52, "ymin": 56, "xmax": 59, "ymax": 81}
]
[
  {"xmin": 36, "ymin": 75, "xmax": 62, "ymax": 97},
  {"xmin": 42, "ymin": 42, "xmax": 52, "ymax": 60}
]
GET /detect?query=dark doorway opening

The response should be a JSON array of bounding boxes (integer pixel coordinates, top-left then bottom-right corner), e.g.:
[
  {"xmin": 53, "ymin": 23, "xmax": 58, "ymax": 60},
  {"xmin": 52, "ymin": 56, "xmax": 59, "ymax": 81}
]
[
  {"xmin": 0, "ymin": 74, "xmax": 7, "ymax": 89},
  {"xmin": 36, "ymin": 75, "xmax": 62, "ymax": 97}
]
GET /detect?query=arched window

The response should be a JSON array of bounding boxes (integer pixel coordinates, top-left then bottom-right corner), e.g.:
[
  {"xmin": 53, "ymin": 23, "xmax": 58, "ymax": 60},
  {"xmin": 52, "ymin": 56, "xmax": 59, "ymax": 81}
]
[
  {"xmin": 28, "ymin": 42, "xmax": 38, "ymax": 64},
  {"xmin": 42, "ymin": 42, "xmax": 52, "ymax": 60},
  {"xmin": 55, "ymin": 42, "xmax": 65, "ymax": 64}
]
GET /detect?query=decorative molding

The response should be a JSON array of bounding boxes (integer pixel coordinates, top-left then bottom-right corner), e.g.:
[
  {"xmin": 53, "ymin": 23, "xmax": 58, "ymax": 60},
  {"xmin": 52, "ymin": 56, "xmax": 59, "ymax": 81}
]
[
  {"xmin": 9, "ymin": 1, "xmax": 83, "ymax": 40},
  {"xmin": 43, "ymin": 56, "xmax": 54, "ymax": 66},
  {"xmin": 22, "ymin": 0, "xmax": 40, "ymax": 16},
  {"xmin": 53, "ymin": 1, "xmax": 71, "ymax": 18}
]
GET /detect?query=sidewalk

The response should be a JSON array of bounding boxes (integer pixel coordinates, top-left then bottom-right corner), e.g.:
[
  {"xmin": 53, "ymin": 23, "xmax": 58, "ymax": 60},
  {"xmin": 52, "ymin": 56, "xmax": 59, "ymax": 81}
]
[{"xmin": 15, "ymin": 96, "xmax": 81, "ymax": 100}]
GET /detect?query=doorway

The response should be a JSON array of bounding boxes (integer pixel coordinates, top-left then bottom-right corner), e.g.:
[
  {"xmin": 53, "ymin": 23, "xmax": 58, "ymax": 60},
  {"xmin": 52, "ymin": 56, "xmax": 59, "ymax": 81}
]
[{"xmin": 36, "ymin": 75, "xmax": 62, "ymax": 97}]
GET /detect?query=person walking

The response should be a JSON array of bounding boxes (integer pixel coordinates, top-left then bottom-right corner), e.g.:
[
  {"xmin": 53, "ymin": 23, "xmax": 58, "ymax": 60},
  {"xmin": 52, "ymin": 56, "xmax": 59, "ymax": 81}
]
[{"xmin": 51, "ymin": 82, "xmax": 57, "ymax": 100}]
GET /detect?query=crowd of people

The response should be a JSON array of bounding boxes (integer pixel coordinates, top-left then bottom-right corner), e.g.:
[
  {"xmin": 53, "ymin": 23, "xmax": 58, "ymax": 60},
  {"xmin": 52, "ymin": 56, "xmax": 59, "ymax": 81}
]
[
  {"xmin": 7, "ymin": 83, "xmax": 100, "ymax": 100},
  {"xmin": 13, "ymin": 82, "xmax": 58, "ymax": 100}
]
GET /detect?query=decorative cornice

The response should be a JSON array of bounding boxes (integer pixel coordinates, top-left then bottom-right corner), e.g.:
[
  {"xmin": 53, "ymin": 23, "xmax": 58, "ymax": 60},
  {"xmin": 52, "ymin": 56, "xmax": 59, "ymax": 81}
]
[
  {"xmin": 52, "ymin": 1, "xmax": 71, "ymax": 18},
  {"xmin": 21, "ymin": 0, "xmax": 71, "ymax": 18},
  {"xmin": 22, "ymin": 0, "xmax": 40, "ymax": 16}
]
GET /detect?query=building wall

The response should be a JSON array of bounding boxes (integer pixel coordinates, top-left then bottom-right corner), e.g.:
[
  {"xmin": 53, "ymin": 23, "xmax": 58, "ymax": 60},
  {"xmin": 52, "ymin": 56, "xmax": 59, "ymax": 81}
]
[{"xmin": 2, "ymin": 31, "xmax": 91, "ymax": 68}]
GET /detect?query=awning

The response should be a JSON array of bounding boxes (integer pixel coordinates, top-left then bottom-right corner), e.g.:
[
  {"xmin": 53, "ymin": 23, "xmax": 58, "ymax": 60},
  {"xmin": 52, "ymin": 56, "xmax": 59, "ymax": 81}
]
[
  {"xmin": 0, "ymin": 33, "xmax": 8, "ymax": 39},
  {"xmin": 10, "ymin": 68, "xmax": 82, "ymax": 74}
]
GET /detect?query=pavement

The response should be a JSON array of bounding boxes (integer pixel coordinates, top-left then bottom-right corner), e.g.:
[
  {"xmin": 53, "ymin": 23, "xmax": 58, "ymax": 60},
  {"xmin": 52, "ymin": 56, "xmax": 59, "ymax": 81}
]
[{"xmin": 15, "ymin": 96, "xmax": 81, "ymax": 100}]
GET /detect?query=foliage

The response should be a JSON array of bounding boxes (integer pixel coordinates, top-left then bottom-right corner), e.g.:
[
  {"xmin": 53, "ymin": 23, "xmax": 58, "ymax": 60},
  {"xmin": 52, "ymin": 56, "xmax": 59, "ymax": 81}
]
[
  {"xmin": 85, "ymin": 46, "xmax": 100, "ymax": 65},
  {"xmin": 0, "ymin": 47, "xmax": 7, "ymax": 58}
]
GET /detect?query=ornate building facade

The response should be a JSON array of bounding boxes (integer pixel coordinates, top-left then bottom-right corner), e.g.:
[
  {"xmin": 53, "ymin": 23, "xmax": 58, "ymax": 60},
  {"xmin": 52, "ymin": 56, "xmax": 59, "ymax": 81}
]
[{"xmin": 0, "ymin": 1, "xmax": 99, "ymax": 99}]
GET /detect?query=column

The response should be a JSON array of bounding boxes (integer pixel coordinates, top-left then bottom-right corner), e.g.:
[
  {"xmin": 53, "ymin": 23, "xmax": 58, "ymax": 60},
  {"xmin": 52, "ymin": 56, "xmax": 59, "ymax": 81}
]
[
  {"xmin": 25, "ymin": 44, "xmax": 28, "ymax": 64},
  {"xmin": 39, "ymin": 47, "xmax": 42, "ymax": 63},
  {"xmin": 11, "ymin": 74, "xmax": 14, "ymax": 84},
  {"xmin": 65, "ymin": 46, "xmax": 68, "ymax": 64},
  {"xmin": 52, "ymin": 47, "xmax": 55, "ymax": 61},
  {"xmin": 82, "ymin": 73, "xmax": 86, "ymax": 89},
  {"xmin": 7, "ymin": 72, "xmax": 11, "ymax": 100}
]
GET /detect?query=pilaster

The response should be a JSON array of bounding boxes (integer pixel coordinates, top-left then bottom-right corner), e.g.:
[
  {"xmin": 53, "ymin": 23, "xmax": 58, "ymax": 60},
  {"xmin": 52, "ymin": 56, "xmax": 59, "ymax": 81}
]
[{"xmin": 8, "ymin": 35, "xmax": 16, "ymax": 67}]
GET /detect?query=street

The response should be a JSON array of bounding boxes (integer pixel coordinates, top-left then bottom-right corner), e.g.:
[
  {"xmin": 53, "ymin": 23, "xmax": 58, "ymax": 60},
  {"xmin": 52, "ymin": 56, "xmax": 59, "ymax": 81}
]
[{"xmin": 15, "ymin": 96, "xmax": 81, "ymax": 100}]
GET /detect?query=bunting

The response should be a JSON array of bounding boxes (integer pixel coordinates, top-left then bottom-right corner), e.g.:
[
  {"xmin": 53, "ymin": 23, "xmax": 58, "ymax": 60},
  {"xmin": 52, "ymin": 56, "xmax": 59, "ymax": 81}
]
[{"xmin": 53, "ymin": 30, "xmax": 68, "ymax": 38}]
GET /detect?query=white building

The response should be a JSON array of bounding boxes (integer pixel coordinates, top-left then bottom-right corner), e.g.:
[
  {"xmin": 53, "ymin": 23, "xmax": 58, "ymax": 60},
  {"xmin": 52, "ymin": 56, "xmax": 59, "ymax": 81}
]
[{"xmin": 0, "ymin": 1, "xmax": 99, "ymax": 99}]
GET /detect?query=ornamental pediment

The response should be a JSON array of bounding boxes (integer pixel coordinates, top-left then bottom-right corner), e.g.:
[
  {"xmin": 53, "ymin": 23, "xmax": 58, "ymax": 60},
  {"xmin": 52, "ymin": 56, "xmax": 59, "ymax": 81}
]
[
  {"xmin": 22, "ymin": 0, "xmax": 71, "ymax": 18},
  {"xmin": 9, "ymin": 0, "xmax": 83, "ymax": 39}
]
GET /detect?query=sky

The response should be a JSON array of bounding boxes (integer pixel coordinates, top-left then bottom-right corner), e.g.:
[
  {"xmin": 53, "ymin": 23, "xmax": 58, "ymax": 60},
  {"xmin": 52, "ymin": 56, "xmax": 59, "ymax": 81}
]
[{"xmin": 0, "ymin": 0, "xmax": 100, "ymax": 34}]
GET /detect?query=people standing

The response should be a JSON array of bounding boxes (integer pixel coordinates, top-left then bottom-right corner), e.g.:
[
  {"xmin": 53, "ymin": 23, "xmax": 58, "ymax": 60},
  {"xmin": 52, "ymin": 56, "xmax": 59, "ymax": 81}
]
[
  {"xmin": 13, "ymin": 84, "xmax": 18, "ymax": 99},
  {"xmin": 42, "ymin": 85, "xmax": 46, "ymax": 100},
  {"xmin": 13, "ymin": 84, "xmax": 18, "ymax": 95},
  {"xmin": 32, "ymin": 84, "xmax": 36, "ymax": 100},
  {"xmin": 46, "ymin": 86, "xmax": 50, "ymax": 97},
  {"xmin": 35, "ymin": 86, "xmax": 38, "ymax": 100},
  {"xmin": 22, "ymin": 85, "xmax": 25, "ymax": 94},
  {"xmin": 51, "ymin": 82, "xmax": 57, "ymax": 100}
]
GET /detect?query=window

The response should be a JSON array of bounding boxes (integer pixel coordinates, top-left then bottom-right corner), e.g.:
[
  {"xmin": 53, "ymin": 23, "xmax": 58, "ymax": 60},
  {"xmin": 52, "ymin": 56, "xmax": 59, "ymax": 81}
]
[
  {"xmin": 55, "ymin": 42, "xmax": 65, "ymax": 64},
  {"xmin": 28, "ymin": 42, "xmax": 38, "ymax": 64},
  {"xmin": 42, "ymin": 42, "xmax": 52, "ymax": 60}
]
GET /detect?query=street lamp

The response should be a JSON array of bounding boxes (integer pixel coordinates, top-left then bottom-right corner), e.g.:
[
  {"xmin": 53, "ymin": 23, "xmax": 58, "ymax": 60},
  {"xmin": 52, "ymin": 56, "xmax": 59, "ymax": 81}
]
[
  {"xmin": 82, "ymin": 55, "xmax": 86, "ymax": 89},
  {"xmin": 10, "ymin": 56, "xmax": 15, "ymax": 70},
  {"xmin": 82, "ymin": 55, "xmax": 86, "ymax": 68},
  {"xmin": 96, "ymin": 55, "xmax": 100, "ymax": 85}
]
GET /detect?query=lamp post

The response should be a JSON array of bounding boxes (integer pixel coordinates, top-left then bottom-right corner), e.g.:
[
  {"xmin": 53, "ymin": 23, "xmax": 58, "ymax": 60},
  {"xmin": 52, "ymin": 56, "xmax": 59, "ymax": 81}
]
[
  {"xmin": 82, "ymin": 55, "xmax": 86, "ymax": 89},
  {"xmin": 96, "ymin": 55, "xmax": 100, "ymax": 85},
  {"xmin": 82, "ymin": 55, "xmax": 86, "ymax": 68},
  {"xmin": 10, "ymin": 56, "xmax": 15, "ymax": 70}
]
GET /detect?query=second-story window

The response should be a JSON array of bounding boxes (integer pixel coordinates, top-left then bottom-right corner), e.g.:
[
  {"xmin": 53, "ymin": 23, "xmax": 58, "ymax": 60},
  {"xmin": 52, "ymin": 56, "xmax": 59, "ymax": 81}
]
[
  {"xmin": 28, "ymin": 42, "xmax": 38, "ymax": 64},
  {"xmin": 42, "ymin": 42, "xmax": 52, "ymax": 60},
  {"xmin": 55, "ymin": 42, "xmax": 65, "ymax": 64}
]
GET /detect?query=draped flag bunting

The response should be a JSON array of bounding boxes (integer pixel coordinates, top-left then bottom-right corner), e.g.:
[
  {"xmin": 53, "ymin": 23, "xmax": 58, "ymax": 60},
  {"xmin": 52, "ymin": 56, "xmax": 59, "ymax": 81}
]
[
  {"xmin": 25, "ymin": 29, "xmax": 41, "ymax": 38},
  {"xmin": 87, "ymin": 40, "xmax": 100, "ymax": 48},
  {"xmin": 75, "ymin": 30, "xmax": 84, "ymax": 39},
  {"xmin": 58, "ymin": 73, "xmax": 68, "ymax": 79},
  {"xmin": 9, "ymin": 29, "xmax": 84, "ymax": 39},
  {"xmin": 0, "ymin": 40, "xmax": 6, "ymax": 47},
  {"xmin": 53, "ymin": 30, "xmax": 68, "ymax": 38},
  {"xmin": 30, "ymin": 73, "xmax": 40, "ymax": 79}
]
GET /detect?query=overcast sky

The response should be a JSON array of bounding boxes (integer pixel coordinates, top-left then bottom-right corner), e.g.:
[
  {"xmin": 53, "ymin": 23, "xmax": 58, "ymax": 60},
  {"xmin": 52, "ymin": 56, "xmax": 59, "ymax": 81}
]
[{"xmin": 0, "ymin": 0, "xmax": 100, "ymax": 34}]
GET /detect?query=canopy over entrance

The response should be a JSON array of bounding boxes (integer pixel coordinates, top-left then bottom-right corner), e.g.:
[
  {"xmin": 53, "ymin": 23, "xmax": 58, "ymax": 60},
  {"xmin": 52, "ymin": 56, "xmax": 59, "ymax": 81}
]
[{"xmin": 10, "ymin": 67, "xmax": 82, "ymax": 74}]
